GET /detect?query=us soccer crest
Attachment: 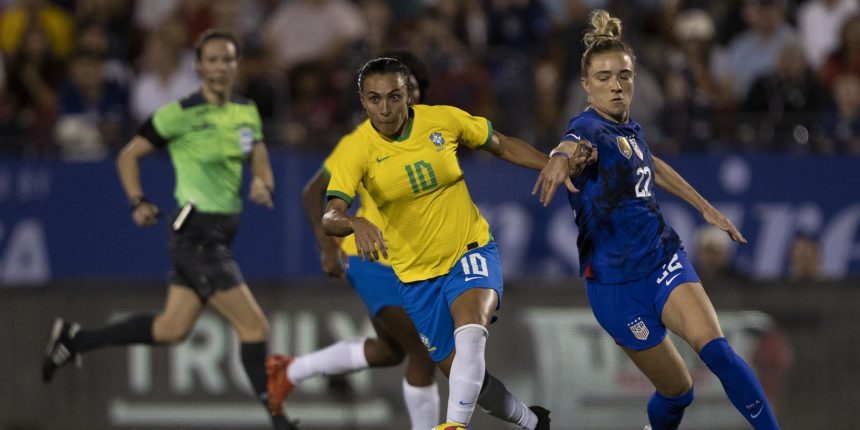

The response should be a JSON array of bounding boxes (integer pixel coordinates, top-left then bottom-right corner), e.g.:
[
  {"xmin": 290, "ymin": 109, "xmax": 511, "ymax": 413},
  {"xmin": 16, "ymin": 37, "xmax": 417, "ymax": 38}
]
[
  {"xmin": 627, "ymin": 317, "xmax": 650, "ymax": 341},
  {"xmin": 430, "ymin": 132, "xmax": 445, "ymax": 151},
  {"xmin": 616, "ymin": 136, "xmax": 633, "ymax": 159}
]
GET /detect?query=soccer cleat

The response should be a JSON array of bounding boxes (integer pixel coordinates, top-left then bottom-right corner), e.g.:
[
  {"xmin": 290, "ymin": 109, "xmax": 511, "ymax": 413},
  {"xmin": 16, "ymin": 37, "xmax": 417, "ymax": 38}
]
[
  {"xmin": 271, "ymin": 412, "xmax": 300, "ymax": 430},
  {"xmin": 266, "ymin": 354, "xmax": 296, "ymax": 416},
  {"xmin": 431, "ymin": 422, "xmax": 471, "ymax": 430},
  {"xmin": 530, "ymin": 405, "xmax": 551, "ymax": 430},
  {"xmin": 41, "ymin": 317, "xmax": 82, "ymax": 383}
]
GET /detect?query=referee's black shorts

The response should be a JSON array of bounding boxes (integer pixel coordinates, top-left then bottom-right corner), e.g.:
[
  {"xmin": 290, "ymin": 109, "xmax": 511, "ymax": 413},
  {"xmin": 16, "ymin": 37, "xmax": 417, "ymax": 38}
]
[{"xmin": 167, "ymin": 211, "xmax": 245, "ymax": 300}]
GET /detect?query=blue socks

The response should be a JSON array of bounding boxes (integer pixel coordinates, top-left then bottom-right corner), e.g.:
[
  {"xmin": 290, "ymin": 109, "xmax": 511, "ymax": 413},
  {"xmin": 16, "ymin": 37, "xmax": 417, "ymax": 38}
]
[
  {"xmin": 647, "ymin": 387, "xmax": 693, "ymax": 430},
  {"xmin": 699, "ymin": 337, "xmax": 779, "ymax": 429}
]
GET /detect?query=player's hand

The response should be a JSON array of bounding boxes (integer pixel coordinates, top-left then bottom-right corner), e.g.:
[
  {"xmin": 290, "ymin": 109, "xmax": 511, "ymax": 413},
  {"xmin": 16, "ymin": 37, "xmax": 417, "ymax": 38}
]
[
  {"xmin": 320, "ymin": 244, "xmax": 348, "ymax": 278},
  {"xmin": 703, "ymin": 206, "xmax": 747, "ymax": 244},
  {"xmin": 132, "ymin": 202, "xmax": 160, "ymax": 227},
  {"xmin": 249, "ymin": 177, "xmax": 274, "ymax": 209},
  {"xmin": 350, "ymin": 217, "xmax": 388, "ymax": 262},
  {"xmin": 574, "ymin": 142, "xmax": 599, "ymax": 174},
  {"xmin": 533, "ymin": 156, "xmax": 577, "ymax": 206}
]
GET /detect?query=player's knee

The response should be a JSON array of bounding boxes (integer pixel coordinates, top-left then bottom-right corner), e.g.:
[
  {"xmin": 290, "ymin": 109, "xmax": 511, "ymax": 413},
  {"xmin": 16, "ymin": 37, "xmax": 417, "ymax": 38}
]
[
  {"xmin": 366, "ymin": 338, "xmax": 405, "ymax": 366},
  {"xmin": 237, "ymin": 319, "xmax": 270, "ymax": 342},
  {"xmin": 698, "ymin": 337, "xmax": 737, "ymax": 373},
  {"xmin": 155, "ymin": 325, "xmax": 193, "ymax": 344}
]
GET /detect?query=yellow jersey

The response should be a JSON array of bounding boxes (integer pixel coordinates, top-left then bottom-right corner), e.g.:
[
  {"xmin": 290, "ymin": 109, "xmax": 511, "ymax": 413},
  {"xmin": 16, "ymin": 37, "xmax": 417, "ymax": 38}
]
[
  {"xmin": 327, "ymin": 104, "xmax": 494, "ymax": 282},
  {"xmin": 322, "ymin": 125, "xmax": 387, "ymax": 262}
]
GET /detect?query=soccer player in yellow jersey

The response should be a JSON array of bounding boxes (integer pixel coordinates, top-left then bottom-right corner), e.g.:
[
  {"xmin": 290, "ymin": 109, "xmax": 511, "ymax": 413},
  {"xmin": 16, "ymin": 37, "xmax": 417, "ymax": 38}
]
[
  {"xmin": 322, "ymin": 57, "xmax": 579, "ymax": 430},
  {"xmin": 266, "ymin": 52, "xmax": 439, "ymax": 430}
]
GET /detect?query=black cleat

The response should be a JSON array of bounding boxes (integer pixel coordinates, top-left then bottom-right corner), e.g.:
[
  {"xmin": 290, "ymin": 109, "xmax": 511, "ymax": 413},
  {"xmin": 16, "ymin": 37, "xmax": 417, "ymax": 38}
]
[
  {"xmin": 530, "ymin": 405, "xmax": 551, "ymax": 430},
  {"xmin": 42, "ymin": 317, "xmax": 81, "ymax": 383},
  {"xmin": 271, "ymin": 413, "xmax": 300, "ymax": 430}
]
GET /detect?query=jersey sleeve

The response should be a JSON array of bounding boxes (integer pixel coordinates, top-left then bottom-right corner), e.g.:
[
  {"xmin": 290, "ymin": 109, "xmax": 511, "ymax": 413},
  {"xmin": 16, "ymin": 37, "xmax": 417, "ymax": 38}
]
[
  {"xmin": 445, "ymin": 106, "xmax": 493, "ymax": 150},
  {"xmin": 321, "ymin": 134, "xmax": 351, "ymax": 177},
  {"xmin": 146, "ymin": 102, "xmax": 183, "ymax": 147},
  {"xmin": 326, "ymin": 139, "xmax": 367, "ymax": 206}
]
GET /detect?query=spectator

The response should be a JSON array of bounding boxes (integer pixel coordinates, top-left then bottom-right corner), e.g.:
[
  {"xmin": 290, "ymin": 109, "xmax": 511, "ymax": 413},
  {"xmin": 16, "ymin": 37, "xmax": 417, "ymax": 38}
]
[
  {"xmin": 714, "ymin": 0, "xmax": 798, "ymax": 104},
  {"xmin": 692, "ymin": 225, "xmax": 743, "ymax": 283},
  {"xmin": 261, "ymin": 0, "xmax": 366, "ymax": 72},
  {"xmin": 819, "ymin": 13, "xmax": 860, "ymax": 89},
  {"xmin": 661, "ymin": 8, "xmax": 727, "ymax": 152},
  {"xmin": 742, "ymin": 41, "xmax": 831, "ymax": 151},
  {"xmin": 788, "ymin": 233, "xmax": 822, "ymax": 281},
  {"xmin": 55, "ymin": 50, "xmax": 128, "ymax": 160},
  {"xmin": 818, "ymin": 73, "xmax": 860, "ymax": 153},
  {"xmin": 797, "ymin": 0, "xmax": 859, "ymax": 71},
  {"xmin": 0, "ymin": 0, "xmax": 74, "ymax": 59},
  {"xmin": 129, "ymin": 19, "xmax": 198, "ymax": 123},
  {"xmin": 3, "ymin": 20, "xmax": 64, "ymax": 154}
]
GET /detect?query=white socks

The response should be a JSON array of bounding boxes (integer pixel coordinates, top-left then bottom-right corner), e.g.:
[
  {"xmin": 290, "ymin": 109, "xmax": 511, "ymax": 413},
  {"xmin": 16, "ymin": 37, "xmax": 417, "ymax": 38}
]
[
  {"xmin": 446, "ymin": 324, "xmax": 488, "ymax": 424},
  {"xmin": 477, "ymin": 373, "xmax": 539, "ymax": 430},
  {"xmin": 403, "ymin": 378, "xmax": 440, "ymax": 430},
  {"xmin": 287, "ymin": 337, "xmax": 369, "ymax": 383}
]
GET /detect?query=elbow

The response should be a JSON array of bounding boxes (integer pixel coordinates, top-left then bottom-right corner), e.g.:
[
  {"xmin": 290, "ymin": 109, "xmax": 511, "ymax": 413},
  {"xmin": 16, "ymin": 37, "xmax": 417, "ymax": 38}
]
[{"xmin": 321, "ymin": 212, "xmax": 337, "ymax": 236}]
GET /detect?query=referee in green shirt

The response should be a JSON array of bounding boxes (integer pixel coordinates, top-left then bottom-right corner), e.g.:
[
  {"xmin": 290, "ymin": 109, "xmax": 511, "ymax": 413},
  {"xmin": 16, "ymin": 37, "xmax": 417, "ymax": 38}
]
[{"xmin": 42, "ymin": 29, "xmax": 297, "ymax": 430}]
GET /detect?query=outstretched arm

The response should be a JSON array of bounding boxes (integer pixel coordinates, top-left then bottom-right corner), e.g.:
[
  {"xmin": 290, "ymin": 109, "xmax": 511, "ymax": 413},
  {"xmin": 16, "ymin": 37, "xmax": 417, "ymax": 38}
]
[
  {"xmin": 653, "ymin": 155, "xmax": 747, "ymax": 243},
  {"xmin": 303, "ymin": 170, "xmax": 347, "ymax": 277},
  {"xmin": 323, "ymin": 198, "xmax": 388, "ymax": 261},
  {"xmin": 481, "ymin": 130, "xmax": 550, "ymax": 171}
]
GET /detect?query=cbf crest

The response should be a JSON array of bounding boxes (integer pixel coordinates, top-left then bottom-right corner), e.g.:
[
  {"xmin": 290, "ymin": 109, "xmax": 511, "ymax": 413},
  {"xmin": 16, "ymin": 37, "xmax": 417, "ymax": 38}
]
[
  {"xmin": 430, "ymin": 132, "xmax": 445, "ymax": 151},
  {"xmin": 420, "ymin": 333, "xmax": 437, "ymax": 352},
  {"xmin": 627, "ymin": 317, "xmax": 650, "ymax": 341}
]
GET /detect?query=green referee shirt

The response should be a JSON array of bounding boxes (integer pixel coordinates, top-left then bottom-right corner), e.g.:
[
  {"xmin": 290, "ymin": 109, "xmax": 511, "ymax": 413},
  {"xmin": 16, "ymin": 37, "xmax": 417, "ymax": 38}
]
[{"xmin": 138, "ymin": 92, "xmax": 264, "ymax": 214}]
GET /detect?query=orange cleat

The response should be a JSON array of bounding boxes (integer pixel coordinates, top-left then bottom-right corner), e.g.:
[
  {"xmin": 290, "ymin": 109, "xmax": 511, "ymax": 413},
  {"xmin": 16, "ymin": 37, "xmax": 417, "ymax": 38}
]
[{"xmin": 266, "ymin": 354, "xmax": 296, "ymax": 416}]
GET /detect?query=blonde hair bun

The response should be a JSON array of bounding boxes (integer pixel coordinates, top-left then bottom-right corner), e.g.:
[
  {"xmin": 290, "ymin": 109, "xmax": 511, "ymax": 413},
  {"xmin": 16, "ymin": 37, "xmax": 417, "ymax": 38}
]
[{"xmin": 584, "ymin": 10, "xmax": 623, "ymax": 49}]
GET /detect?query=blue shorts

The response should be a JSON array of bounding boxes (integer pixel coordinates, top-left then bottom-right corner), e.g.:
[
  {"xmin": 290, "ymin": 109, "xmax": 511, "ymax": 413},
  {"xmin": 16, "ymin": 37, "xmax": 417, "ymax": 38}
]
[
  {"xmin": 586, "ymin": 248, "xmax": 700, "ymax": 351},
  {"xmin": 345, "ymin": 257, "xmax": 402, "ymax": 317},
  {"xmin": 397, "ymin": 241, "xmax": 503, "ymax": 362}
]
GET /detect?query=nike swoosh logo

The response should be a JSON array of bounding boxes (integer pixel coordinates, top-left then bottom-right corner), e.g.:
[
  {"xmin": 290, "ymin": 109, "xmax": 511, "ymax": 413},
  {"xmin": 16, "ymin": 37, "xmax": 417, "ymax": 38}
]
[
  {"xmin": 565, "ymin": 132, "xmax": 581, "ymax": 141},
  {"xmin": 376, "ymin": 155, "xmax": 392, "ymax": 163},
  {"xmin": 458, "ymin": 400, "xmax": 474, "ymax": 406},
  {"xmin": 665, "ymin": 273, "xmax": 682, "ymax": 286},
  {"xmin": 465, "ymin": 276, "xmax": 484, "ymax": 281},
  {"xmin": 750, "ymin": 405, "xmax": 764, "ymax": 419}
]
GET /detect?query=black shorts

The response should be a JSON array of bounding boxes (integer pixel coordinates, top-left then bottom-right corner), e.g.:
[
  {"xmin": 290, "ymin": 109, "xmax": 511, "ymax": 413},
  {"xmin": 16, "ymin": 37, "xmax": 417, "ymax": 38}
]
[{"xmin": 167, "ymin": 210, "xmax": 245, "ymax": 300}]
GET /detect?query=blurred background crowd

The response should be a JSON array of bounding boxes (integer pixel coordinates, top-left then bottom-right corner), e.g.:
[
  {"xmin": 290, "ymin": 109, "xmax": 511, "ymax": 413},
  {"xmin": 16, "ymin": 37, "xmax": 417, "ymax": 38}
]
[{"xmin": 2, "ymin": 0, "xmax": 860, "ymax": 159}]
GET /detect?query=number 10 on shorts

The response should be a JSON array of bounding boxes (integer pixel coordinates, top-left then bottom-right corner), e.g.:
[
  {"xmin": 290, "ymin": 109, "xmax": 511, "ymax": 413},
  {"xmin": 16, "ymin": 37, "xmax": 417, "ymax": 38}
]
[{"xmin": 460, "ymin": 253, "xmax": 488, "ymax": 280}]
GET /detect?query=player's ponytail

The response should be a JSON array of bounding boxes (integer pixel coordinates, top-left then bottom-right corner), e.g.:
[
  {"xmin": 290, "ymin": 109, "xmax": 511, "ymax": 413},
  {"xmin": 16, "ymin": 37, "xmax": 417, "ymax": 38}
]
[{"xmin": 581, "ymin": 10, "xmax": 636, "ymax": 77}]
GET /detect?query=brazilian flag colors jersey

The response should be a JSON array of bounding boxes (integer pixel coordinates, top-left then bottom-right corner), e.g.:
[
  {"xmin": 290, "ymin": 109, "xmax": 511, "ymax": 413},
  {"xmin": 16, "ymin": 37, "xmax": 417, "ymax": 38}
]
[
  {"xmin": 322, "ymin": 123, "xmax": 388, "ymax": 262},
  {"xmin": 139, "ymin": 92, "xmax": 263, "ymax": 214},
  {"xmin": 326, "ymin": 104, "xmax": 494, "ymax": 282}
]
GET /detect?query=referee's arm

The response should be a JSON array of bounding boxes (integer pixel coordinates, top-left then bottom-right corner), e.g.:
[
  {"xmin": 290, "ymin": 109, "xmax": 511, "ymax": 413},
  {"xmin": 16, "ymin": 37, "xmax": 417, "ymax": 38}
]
[{"xmin": 249, "ymin": 142, "xmax": 275, "ymax": 208}]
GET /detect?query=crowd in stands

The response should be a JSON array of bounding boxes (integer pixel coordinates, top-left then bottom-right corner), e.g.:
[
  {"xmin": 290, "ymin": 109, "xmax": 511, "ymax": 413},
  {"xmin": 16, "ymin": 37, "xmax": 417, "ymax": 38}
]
[{"xmin": 1, "ymin": 0, "xmax": 859, "ymax": 158}]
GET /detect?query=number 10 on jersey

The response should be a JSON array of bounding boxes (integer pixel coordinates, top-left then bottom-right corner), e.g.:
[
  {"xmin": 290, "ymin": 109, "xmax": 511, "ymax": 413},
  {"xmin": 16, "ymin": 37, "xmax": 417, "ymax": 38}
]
[{"xmin": 405, "ymin": 161, "xmax": 438, "ymax": 194}]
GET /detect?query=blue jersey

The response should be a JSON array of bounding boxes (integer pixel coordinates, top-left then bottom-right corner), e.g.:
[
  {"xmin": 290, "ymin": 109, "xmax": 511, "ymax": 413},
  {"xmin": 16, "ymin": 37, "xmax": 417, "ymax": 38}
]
[{"xmin": 565, "ymin": 108, "xmax": 681, "ymax": 284}]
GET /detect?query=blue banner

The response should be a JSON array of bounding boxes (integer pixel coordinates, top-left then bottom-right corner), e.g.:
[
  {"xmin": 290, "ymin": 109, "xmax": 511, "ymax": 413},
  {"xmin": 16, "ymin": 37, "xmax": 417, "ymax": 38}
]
[{"xmin": 0, "ymin": 153, "xmax": 857, "ymax": 284}]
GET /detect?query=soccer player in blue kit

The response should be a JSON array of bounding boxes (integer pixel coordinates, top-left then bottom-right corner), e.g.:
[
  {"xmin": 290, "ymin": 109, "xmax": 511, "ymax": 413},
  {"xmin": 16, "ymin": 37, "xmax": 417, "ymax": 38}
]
[{"xmin": 533, "ymin": 10, "xmax": 780, "ymax": 430}]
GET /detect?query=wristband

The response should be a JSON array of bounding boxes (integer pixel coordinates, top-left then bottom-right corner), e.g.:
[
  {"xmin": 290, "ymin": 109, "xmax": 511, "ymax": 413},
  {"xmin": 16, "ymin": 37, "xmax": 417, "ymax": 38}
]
[
  {"xmin": 549, "ymin": 148, "xmax": 572, "ymax": 159},
  {"xmin": 128, "ymin": 195, "xmax": 149, "ymax": 210}
]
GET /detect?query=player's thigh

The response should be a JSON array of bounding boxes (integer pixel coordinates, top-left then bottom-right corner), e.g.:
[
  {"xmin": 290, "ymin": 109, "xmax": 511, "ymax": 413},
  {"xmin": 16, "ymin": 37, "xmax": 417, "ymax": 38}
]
[
  {"xmin": 154, "ymin": 285, "xmax": 205, "ymax": 342},
  {"xmin": 661, "ymin": 281, "xmax": 724, "ymax": 352},
  {"xmin": 623, "ymin": 336, "xmax": 692, "ymax": 396},
  {"xmin": 375, "ymin": 306, "xmax": 432, "ymax": 359},
  {"xmin": 209, "ymin": 284, "xmax": 269, "ymax": 342}
]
